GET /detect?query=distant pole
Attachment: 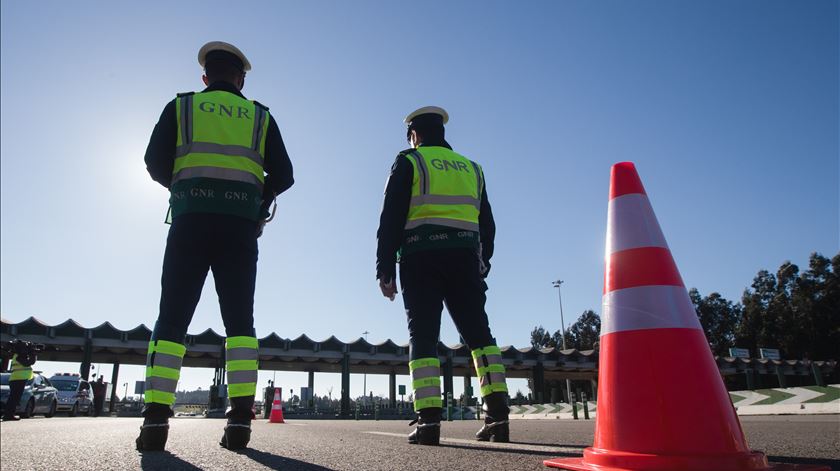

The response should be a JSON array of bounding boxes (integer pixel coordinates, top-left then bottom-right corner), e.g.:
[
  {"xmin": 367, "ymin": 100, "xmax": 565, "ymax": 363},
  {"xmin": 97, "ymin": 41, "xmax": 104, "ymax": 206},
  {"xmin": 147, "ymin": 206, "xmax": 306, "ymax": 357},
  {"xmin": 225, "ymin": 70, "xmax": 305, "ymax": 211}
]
[
  {"xmin": 363, "ymin": 331, "xmax": 370, "ymax": 404},
  {"xmin": 123, "ymin": 382, "xmax": 128, "ymax": 403},
  {"xmin": 553, "ymin": 280, "xmax": 573, "ymax": 404}
]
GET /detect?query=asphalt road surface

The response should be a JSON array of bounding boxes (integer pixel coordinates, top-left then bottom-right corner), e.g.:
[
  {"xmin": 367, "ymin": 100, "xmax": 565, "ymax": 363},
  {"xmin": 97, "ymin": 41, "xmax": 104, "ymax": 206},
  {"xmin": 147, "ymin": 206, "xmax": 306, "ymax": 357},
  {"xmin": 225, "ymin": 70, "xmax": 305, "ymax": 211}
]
[{"xmin": 1, "ymin": 415, "xmax": 837, "ymax": 470}]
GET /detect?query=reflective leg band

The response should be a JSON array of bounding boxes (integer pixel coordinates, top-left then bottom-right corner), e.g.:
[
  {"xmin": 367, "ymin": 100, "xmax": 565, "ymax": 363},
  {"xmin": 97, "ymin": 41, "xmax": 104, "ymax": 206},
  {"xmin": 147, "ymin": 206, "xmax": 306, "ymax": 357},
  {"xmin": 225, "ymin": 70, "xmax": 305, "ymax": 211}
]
[
  {"xmin": 145, "ymin": 340, "xmax": 186, "ymax": 406},
  {"xmin": 226, "ymin": 336, "xmax": 259, "ymax": 398},
  {"xmin": 409, "ymin": 357, "xmax": 442, "ymax": 412},
  {"xmin": 471, "ymin": 345, "xmax": 508, "ymax": 397}
]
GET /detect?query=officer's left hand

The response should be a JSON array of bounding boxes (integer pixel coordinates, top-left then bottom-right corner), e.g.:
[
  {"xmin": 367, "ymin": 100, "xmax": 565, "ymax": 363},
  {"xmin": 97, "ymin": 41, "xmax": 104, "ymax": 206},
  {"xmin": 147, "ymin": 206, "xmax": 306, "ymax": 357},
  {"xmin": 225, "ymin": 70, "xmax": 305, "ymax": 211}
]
[
  {"xmin": 480, "ymin": 260, "xmax": 491, "ymax": 278},
  {"xmin": 256, "ymin": 197, "xmax": 275, "ymax": 238},
  {"xmin": 378, "ymin": 277, "xmax": 397, "ymax": 301},
  {"xmin": 256, "ymin": 219, "xmax": 267, "ymax": 238}
]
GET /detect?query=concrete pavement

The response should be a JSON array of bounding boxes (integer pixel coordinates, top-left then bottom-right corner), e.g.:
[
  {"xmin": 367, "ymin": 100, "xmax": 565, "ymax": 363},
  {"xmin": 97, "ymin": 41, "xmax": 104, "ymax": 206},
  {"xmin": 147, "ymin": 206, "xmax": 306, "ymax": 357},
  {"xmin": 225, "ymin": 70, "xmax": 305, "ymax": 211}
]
[{"xmin": 1, "ymin": 415, "xmax": 837, "ymax": 470}]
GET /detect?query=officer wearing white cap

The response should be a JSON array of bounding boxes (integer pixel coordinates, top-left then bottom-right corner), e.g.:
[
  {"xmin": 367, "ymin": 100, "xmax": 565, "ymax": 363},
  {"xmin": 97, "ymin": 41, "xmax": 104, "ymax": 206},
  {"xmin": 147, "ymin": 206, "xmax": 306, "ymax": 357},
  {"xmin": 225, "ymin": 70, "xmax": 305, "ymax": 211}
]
[
  {"xmin": 376, "ymin": 106, "xmax": 510, "ymax": 445},
  {"xmin": 198, "ymin": 41, "xmax": 252, "ymax": 72},
  {"xmin": 138, "ymin": 41, "xmax": 294, "ymax": 452}
]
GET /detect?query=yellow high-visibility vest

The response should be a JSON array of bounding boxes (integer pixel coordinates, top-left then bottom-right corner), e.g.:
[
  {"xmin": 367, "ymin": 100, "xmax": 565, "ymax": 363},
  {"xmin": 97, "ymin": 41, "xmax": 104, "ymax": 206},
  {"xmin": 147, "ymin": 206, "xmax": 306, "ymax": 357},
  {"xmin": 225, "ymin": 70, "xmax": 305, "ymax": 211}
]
[
  {"xmin": 170, "ymin": 90, "xmax": 269, "ymax": 221},
  {"xmin": 403, "ymin": 147, "xmax": 483, "ymax": 232},
  {"xmin": 10, "ymin": 354, "xmax": 33, "ymax": 382}
]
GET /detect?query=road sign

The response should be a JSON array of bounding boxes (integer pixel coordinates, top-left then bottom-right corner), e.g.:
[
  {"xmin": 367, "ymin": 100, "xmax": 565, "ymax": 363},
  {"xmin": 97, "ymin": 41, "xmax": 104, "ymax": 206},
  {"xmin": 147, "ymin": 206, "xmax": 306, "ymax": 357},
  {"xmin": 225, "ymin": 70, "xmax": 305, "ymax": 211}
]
[
  {"xmin": 398, "ymin": 385, "xmax": 406, "ymax": 395},
  {"xmin": 759, "ymin": 348, "xmax": 781, "ymax": 360},
  {"xmin": 134, "ymin": 381, "xmax": 145, "ymax": 394},
  {"xmin": 729, "ymin": 347, "xmax": 750, "ymax": 358}
]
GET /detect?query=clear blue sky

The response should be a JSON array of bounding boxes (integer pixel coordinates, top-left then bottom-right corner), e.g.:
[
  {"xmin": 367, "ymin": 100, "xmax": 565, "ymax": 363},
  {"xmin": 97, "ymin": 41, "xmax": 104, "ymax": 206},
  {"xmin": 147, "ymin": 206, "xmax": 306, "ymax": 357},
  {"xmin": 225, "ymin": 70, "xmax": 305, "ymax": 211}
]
[{"xmin": 2, "ymin": 1, "xmax": 837, "ymax": 399}]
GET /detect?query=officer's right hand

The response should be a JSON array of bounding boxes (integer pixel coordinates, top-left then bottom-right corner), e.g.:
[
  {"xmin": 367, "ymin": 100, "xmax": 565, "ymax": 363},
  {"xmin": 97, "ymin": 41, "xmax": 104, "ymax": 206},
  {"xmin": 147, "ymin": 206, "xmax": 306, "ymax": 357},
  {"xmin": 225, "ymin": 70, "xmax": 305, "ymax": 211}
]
[{"xmin": 378, "ymin": 277, "xmax": 397, "ymax": 301}]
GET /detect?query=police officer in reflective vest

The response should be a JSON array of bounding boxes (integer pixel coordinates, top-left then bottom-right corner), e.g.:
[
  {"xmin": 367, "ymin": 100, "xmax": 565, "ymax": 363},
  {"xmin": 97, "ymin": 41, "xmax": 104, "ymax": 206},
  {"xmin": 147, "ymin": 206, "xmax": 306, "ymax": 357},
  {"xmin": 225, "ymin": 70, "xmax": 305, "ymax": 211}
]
[
  {"xmin": 2, "ymin": 352, "xmax": 34, "ymax": 421},
  {"xmin": 376, "ymin": 106, "xmax": 510, "ymax": 445},
  {"xmin": 138, "ymin": 41, "xmax": 294, "ymax": 451}
]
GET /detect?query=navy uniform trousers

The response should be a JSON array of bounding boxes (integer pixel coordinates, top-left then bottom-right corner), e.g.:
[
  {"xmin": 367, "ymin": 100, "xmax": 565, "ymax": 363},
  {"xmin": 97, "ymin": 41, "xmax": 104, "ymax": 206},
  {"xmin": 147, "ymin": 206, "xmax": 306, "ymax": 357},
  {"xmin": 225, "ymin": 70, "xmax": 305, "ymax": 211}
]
[
  {"xmin": 3, "ymin": 381, "xmax": 26, "ymax": 418},
  {"xmin": 399, "ymin": 248, "xmax": 508, "ymax": 419},
  {"xmin": 400, "ymin": 248, "xmax": 495, "ymax": 358},
  {"xmin": 146, "ymin": 213, "xmax": 258, "ymax": 419}
]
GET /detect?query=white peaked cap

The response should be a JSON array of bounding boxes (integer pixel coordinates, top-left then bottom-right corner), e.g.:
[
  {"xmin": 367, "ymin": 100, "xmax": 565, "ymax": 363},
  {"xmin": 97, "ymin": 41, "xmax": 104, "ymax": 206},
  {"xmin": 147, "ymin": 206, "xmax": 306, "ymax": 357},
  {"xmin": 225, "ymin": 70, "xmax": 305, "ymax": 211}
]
[
  {"xmin": 198, "ymin": 41, "xmax": 252, "ymax": 72},
  {"xmin": 404, "ymin": 106, "xmax": 449, "ymax": 125}
]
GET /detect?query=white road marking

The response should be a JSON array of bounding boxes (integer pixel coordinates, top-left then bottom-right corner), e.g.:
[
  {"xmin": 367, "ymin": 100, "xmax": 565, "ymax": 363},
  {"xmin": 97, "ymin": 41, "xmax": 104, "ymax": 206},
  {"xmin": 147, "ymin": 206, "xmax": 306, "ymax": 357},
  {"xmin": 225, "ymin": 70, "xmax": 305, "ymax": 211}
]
[
  {"xmin": 364, "ymin": 431, "xmax": 584, "ymax": 454},
  {"xmin": 732, "ymin": 390, "xmax": 771, "ymax": 406},
  {"xmin": 776, "ymin": 387, "xmax": 824, "ymax": 405}
]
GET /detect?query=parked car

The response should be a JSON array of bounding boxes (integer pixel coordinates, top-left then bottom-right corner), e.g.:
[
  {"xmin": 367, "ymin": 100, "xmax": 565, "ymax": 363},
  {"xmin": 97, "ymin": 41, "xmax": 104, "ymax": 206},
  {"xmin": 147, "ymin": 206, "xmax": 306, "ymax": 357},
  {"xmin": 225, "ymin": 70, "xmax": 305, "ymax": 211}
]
[
  {"xmin": 0, "ymin": 372, "xmax": 58, "ymax": 418},
  {"xmin": 49, "ymin": 373, "xmax": 93, "ymax": 416}
]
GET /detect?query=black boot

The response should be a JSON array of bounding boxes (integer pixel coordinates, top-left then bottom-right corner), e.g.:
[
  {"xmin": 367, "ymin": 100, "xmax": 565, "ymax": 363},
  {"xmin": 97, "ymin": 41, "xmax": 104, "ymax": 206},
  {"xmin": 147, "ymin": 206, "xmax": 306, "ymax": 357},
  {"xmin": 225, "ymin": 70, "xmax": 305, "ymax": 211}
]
[
  {"xmin": 136, "ymin": 404, "xmax": 173, "ymax": 452},
  {"xmin": 136, "ymin": 418, "xmax": 170, "ymax": 451},
  {"xmin": 219, "ymin": 420, "xmax": 252, "ymax": 450},
  {"xmin": 220, "ymin": 398, "xmax": 255, "ymax": 450},
  {"xmin": 476, "ymin": 392, "xmax": 510, "ymax": 443},
  {"xmin": 407, "ymin": 408, "xmax": 441, "ymax": 446},
  {"xmin": 475, "ymin": 420, "xmax": 509, "ymax": 442}
]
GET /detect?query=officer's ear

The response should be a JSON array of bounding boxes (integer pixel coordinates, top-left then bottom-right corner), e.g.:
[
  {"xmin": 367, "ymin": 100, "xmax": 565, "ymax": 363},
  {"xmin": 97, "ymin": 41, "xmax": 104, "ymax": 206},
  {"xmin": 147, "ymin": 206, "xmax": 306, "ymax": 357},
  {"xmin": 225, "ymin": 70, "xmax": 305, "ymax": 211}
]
[
  {"xmin": 202, "ymin": 74, "xmax": 209, "ymax": 86},
  {"xmin": 236, "ymin": 73, "xmax": 246, "ymax": 91},
  {"xmin": 409, "ymin": 129, "xmax": 420, "ymax": 148}
]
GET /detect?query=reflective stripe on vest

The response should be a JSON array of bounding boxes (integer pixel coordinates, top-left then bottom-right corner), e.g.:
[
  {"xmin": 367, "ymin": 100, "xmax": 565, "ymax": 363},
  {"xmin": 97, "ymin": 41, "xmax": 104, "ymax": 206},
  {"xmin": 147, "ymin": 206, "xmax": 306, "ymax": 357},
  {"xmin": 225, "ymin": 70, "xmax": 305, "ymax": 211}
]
[
  {"xmin": 471, "ymin": 345, "xmax": 508, "ymax": 397},
  {"xmin": 10, "ymin": 355, "xmax": 33, "ymax": 381},
  {"xmin": 226, "ymin": 336, "xmax": 259, "ymax": 398},
  {"xmin": 173, "ymin": 91, "xmax": 268, "ymax": 191},
  {"xmin": 409, "ymin": 357, "xmax": 442, "ymax": 411},
  {"xmin": 404, "ymin": 147, "xmax": 482, "ymax": 232},
  {"xmin": 144, "ymin": 340, "xmax": 186, "ymax": 406}
]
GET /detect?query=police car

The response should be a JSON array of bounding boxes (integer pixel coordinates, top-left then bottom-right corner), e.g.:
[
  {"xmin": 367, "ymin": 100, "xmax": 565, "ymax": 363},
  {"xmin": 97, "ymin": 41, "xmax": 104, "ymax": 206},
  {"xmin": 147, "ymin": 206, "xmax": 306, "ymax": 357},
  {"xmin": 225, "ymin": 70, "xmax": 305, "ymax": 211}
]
[
  {"xmin": 49, "ymin": 373, "xmax": 93, "ymax": 416},
  {"xmin": 0, "ymin": 372, "xmax": 58, "ymax": 418}
]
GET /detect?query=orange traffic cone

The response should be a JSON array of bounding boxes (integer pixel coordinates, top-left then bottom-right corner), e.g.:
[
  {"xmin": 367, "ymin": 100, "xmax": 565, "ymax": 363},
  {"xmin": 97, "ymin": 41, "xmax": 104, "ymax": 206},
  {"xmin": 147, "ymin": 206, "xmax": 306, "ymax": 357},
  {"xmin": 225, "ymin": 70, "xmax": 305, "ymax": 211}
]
[
  {"xmin": 545, "ymin": 162, "xmax": 828, "ymax": 471},
  {"xmin": 269, "ymin": 387, "xmax": 285, "ymax": 424}
]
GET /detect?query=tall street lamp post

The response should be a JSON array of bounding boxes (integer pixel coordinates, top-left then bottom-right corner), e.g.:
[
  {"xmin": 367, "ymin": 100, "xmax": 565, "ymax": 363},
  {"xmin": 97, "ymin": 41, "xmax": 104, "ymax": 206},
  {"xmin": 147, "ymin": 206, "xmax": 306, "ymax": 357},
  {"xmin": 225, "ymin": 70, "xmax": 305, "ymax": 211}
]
[
  {"xmin": 363, "ymin": 331, "xmax": 370, "ymax": 404},
  {"xmin": 553, "ymin": 280, "xmax": 573, "ymax": 404}
]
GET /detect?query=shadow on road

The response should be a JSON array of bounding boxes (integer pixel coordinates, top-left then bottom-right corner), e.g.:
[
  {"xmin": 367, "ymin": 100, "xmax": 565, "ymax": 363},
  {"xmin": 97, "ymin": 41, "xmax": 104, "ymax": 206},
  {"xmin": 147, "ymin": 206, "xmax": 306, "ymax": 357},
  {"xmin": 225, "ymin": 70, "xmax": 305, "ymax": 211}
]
[
  {"xmin": 509, "ymin": 441, "xmax": 587, "ymax": 449},
  {"xmin": 140, "ymin": 451, "xmax": 204, "ymax": 471},
  {"xmin": 236, "ymin": 448, "xmax": 336, "ymax": 470},
  {"xmin": 138, "ymin": 449, "xmax": 335, "ymax": 470},
  {"xmin": 439, "ymin": 442, "xmax": 578, "ymax": 458},
  {"xmin": 768, "ymin": 455, "xmax": 839, "ymax": 471}
]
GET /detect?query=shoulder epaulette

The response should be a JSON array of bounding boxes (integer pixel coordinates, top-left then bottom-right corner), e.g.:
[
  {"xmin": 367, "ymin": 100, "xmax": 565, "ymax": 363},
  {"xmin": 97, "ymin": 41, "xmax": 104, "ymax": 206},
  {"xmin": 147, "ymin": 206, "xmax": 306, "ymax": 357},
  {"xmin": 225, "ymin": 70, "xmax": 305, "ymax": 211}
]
[
  {"xmin": 252, "ymin": 100, "xmax": 270, "ymax": 111},
  {"xmin": 176, "ymin": 91, "xmax": 195, "ymax": 98}
]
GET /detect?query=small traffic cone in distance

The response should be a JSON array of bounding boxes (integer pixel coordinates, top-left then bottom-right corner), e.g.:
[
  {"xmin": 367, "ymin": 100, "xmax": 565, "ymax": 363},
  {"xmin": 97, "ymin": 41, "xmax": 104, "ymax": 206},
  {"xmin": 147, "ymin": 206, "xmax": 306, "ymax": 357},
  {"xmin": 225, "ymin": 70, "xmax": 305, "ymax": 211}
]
[
  {"xmin": 545, "ymin": 162, "xmax": 829, "ymax": 471},
  {"xmin": 269, "ymin": 387, "xmax": 285, "ymax": 424}
]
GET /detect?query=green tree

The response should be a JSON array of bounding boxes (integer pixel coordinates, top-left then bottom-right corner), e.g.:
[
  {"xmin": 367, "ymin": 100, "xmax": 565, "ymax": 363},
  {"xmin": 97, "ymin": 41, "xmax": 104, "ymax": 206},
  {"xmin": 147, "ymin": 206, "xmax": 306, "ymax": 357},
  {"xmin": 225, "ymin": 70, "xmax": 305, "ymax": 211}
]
[
  {"xmin": 530, "ymin": 325, "xmax": 554, "ymax": 349},
  {"xmin": 566, "ymin": 310, "xmax": 601, "ymax": 350},
  {"xmin": 791, "ymin": 253, "xmax": 840, "ymax": 359},
  {"xmin": 531, "ymin": 326, "xmax": 574, "ymax": 349},
  {"xmin": 772, "ymin": 261, "xmax": 800, "ymax": 356},
  {"xmin": 554, "ymin": 329, "xmax": 571, "ymax": 350},
  {"xmin": 738, "ymin": 252, "xmax": 840, "ymax": 360},
  {"xmin": 737, "ymin": 269, "xmax": 777, "ymax": 355},
  {"xmin": 531, "ymin": 311, "xmax": 600, "ymax": 351},
  {"xmin": 689, "ymin": 289, "xmax": 741, "ymax": 356}
]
